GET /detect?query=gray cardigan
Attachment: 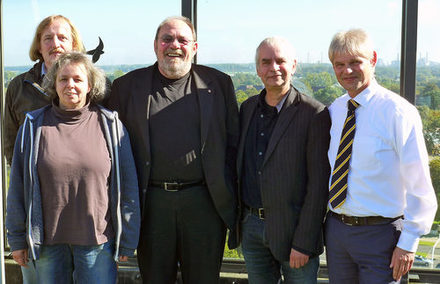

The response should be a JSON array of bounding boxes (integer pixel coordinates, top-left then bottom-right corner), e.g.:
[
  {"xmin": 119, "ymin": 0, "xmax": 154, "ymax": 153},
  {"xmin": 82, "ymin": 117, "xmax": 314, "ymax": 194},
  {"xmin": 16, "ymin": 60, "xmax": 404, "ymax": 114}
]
[{"xmin": 6, "ymin": 104, "xmax": 140, "ymax": 261}]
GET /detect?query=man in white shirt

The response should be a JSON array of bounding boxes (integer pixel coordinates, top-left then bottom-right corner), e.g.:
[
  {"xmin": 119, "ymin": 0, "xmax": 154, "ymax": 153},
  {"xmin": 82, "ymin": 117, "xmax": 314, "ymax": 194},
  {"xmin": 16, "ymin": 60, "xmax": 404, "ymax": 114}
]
[{"xmin": 325, "ymin": 28, "xmax": 437, "ymax": 283}]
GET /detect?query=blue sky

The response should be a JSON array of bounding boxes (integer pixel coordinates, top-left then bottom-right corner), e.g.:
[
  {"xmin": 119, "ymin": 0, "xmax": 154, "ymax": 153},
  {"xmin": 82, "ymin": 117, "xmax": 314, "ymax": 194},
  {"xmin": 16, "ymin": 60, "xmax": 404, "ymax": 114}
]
[{"xmin": 3, "ymin": 0, "xmax": 440, "ymax": 66}]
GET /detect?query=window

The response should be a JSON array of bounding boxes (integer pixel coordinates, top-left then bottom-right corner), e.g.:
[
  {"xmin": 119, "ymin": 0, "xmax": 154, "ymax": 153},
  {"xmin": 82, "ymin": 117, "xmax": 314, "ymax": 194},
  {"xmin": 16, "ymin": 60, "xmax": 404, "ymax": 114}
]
[{"xmin": 416, "ymin": 0, "xmax": 440, "ymax": 269}]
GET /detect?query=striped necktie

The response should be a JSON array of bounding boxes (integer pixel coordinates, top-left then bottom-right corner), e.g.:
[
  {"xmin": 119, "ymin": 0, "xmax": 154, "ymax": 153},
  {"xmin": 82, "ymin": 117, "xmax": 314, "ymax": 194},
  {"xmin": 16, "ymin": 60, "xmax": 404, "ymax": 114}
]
[{"xmin": 329, "ymin": 99, "xmax": 359, "ymax": 209}]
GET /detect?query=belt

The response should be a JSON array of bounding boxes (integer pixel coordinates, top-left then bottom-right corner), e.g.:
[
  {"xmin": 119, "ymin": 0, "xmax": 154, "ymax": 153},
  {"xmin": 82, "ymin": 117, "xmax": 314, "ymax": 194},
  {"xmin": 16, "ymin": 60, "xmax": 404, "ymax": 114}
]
[
  {"xmin": 149, "ymin": 180, "xmax": 205, "ymax": 192},
  {"xmin": 245, "ymin": 205, "xmax": 265, "ymax": 220},
  {"xmin": 329, "ymin": 211, "xmax": 403, "ymax": 226}
]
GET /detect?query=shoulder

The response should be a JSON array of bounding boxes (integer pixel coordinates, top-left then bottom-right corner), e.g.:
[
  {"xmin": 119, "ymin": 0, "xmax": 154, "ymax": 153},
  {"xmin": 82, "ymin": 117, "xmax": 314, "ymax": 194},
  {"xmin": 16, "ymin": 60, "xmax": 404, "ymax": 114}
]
[
  {"xmin": 8, "ymin": 70, "xmax": 31, "ymax": 88},
  {"xmin": 8, "ymin": 62, "xmax": 41, "ymax": 87},
  {"xmin": 297, "ymin": 91, "xmax": 326, "ymax": 111},
  {"xmin": 328, "ymin": 93, "xmax": 348, "ymax": 112},
  {"xmin": 113, "ymin": 66, "xmax": 153, "ymax": 85},
  {"xmin": 242, "ymin": 93, "xmax": 259, "ymax": 107},
  {"xmin": 26, "ymin": 105, "xmax": 50, "ymax": 120},
  {"xmin": 372, "ymin": 85, "xmax": 417, "ymax": 117},
  {"xmin": 96, "ymin": 104, "xmax": 117, "ymax": 121}
]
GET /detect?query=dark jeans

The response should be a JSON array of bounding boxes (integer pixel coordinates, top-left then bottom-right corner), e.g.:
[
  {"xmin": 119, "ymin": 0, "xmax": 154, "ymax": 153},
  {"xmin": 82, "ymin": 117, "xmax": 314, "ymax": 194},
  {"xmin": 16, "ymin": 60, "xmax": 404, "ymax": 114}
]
[
  {"xmin": 325, "ymin": 213, "xmax": 402, "ymax": 284},
  {"xmin": 241, "ymin": 210, "xmax": 319, "ymax": 284},
  {"xmin": 137, "ymin": 185, "xmax": 226, "ymax": 284}
]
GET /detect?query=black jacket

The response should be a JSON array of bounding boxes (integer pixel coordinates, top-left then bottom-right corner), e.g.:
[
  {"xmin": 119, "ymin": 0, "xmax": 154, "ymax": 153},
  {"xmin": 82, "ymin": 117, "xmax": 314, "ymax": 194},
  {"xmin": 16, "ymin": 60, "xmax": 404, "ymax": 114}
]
[
  {"xmin": 237, "ymin": 87, "xmax": 331, "ymax": 260},
  {"xmin": 107, "ymin": 63, "xmax": 240, "ymax": 249}
]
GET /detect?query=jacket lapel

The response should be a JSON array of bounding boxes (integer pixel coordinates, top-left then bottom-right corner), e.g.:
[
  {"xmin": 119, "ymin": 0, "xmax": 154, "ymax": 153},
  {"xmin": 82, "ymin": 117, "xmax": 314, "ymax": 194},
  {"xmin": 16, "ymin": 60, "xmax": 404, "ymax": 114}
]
[
  {"xmin": 135, "ymin": 66, "xmax": 155, "ymax": 163},
  {"xmin": 237, "ymin": 98, "xmax": 258, "ymax": 176},
  {"xmin": 192, "ymin": 67, "xmax": 213, "ymax": 153},
  {"xmin": 262, "ymin": 88, "xmax": 300, "ymax": 167}
]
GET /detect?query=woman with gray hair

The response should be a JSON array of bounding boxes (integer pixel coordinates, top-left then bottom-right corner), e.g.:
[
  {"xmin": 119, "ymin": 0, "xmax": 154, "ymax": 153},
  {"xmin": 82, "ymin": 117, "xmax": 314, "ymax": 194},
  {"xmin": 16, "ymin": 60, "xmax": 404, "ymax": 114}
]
[{"xmin": 6, "ymin": 52, "xmax": 140, "ymax": 283}]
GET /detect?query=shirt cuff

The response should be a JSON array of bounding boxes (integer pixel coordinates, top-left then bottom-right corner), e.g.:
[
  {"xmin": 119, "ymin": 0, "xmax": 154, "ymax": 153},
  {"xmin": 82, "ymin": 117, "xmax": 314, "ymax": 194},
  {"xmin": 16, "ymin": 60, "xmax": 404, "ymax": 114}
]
[
  {"xmin": 397, "ymin": 231, "xmax": 420, "ymax": 252},
  {"xmin": 291, "ymin": 245, "xmax": 313, "ymax": 257}
]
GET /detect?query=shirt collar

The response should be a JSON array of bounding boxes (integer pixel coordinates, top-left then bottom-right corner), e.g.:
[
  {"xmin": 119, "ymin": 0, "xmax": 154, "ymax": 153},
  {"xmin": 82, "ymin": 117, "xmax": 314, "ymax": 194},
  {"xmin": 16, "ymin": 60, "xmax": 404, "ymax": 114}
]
[
  {"xmin": 41, "ymin": 62, "xmax": 48, "ymax": 76},
  {"xmin": 276, "ymin": 92, "xmax": 289, "ymax": 113},
  {"xmin": 259, "ymin": 86, "xmax": 291, "ymax": 113},
  {"xmin": 344, "ymin": 80, "xmax": 378, "ymax": 108}
]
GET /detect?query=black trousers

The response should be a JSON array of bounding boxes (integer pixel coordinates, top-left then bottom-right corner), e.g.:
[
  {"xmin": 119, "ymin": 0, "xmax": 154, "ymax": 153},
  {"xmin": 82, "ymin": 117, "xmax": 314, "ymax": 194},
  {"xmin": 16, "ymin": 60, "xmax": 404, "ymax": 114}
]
[{"xmin": 137, "ymin": 185, "xmax": 226, "ymax": 284}]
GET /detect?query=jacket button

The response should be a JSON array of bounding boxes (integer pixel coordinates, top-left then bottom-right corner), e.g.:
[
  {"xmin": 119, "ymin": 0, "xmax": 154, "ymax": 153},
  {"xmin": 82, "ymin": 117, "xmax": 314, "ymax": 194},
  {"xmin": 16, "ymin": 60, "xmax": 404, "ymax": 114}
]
[{"xmin": 145, "ymin": 161, "xmax": 150, "ymax": 166}]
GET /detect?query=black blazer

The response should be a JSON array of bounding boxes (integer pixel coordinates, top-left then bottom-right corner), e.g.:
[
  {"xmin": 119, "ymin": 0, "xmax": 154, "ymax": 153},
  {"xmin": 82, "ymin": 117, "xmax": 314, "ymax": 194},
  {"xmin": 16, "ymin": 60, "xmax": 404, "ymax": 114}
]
[
  {"xmin": 107, "ymin": 63, "xmax": 239, "ymax": 248},
  {"xmin": 237, "ymin": 88, "xmax": 331, "ymax": 260}
]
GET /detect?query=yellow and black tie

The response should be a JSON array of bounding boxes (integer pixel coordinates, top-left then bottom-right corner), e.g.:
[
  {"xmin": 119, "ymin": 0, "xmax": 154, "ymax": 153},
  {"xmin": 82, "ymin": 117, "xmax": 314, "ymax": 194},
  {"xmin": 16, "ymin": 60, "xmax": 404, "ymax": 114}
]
[{"xmin": 329, "ymin": 99, "xmax": 359, "ymax": 209}]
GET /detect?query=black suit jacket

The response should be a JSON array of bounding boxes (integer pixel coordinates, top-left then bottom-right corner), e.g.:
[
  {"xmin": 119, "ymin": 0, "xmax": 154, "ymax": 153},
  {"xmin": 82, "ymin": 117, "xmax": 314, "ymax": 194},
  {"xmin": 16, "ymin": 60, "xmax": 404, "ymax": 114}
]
[
  {"xmin": 238, "ymin": 87, "xmax": 331, "ymax": 260},
  {"xmin": 107, "ymin": 63, "xmax": 239, "ymax": 248}
]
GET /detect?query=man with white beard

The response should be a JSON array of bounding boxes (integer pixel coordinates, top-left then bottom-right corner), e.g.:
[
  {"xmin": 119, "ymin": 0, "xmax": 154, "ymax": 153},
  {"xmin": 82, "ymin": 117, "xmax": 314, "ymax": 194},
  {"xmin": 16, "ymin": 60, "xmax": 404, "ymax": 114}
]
[{"xmin": 107, "ymin": 16, "xmax": 239, "ymax": 284}]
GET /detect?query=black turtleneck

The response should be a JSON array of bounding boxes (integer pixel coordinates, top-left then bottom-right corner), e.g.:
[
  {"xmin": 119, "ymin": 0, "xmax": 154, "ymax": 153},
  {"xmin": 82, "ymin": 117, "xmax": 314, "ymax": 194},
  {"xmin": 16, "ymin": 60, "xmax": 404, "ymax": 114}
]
[{"xmin": 149, "ymin": 66, "xmax": 203, "ymax": 183}]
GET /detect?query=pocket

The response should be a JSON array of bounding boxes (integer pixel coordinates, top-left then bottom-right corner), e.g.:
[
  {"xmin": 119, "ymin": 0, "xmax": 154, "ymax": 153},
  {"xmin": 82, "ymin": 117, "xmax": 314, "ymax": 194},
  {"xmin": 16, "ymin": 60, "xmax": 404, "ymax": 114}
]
[
  {"xmin": 352, "ymin": 134, "xmax": 392, "ymax": 170},
  {"xmin": 240, "ymin": 211, "xmax": 251, "ymax": 224}
]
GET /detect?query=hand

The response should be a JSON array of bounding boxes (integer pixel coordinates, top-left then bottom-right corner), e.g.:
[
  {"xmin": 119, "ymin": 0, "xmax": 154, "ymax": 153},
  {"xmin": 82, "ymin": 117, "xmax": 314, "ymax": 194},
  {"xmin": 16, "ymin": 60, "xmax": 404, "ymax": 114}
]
[
  {"xmin": 118, "ymin": 255, "xmax": 128, "ymax": 262},
  {"xmin": 12, "ymin": 249, "xmax": 28, "ymax": 267},
  {"xmin": 390, "ymin": 247, "xmax": 414, "ymax": 281},
  {"xmin": 289, "ymin": 248, "xmax": 309, "ymax": 268}
]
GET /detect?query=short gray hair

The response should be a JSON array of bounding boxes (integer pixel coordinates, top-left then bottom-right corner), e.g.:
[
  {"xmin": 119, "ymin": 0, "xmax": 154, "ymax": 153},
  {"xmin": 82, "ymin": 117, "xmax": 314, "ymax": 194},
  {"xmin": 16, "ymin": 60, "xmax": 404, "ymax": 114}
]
[
  {"xmin": 43, "ymin": 52, "xmax": 106, "ymax": 103},
  {"xmin": 255, "ymin": 36, "xmax": 296, "ymax": 65},
  {"xmin": 155, "ymin": 16, "xmax": 196, "ymax": 42},
  {"xmin": 328, "ymin": 28, "xmax": 374, "ymax": 63}
]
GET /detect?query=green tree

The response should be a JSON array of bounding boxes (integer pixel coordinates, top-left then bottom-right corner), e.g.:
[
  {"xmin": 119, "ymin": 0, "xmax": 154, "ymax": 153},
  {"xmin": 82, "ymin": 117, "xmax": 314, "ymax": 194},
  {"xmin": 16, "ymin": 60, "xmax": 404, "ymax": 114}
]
[
  {"xmin": 313, "ymin": 85, "xmax": 344, "ymax": 106},
  {"xmin": 106, "ymin": 70, "xmax": 125, "ymax": 82},
  {"xmin": 421, "ymin": 82, "xmax": 440, "ymax": 109},
  {"xmin": 377, "ymin": 78, "xmax": 400, "ymax": 94},
  {"xmin": 244, "ymin": 86, "xmax": 259, "ymax": 98},
  {"xmin": 231, "ymin": 73, "xmax": 260, "ymax": 88},
  {"xmin": 236, "ymin": 90, "xmax": 248, "ymax": 105},
  {"xmin": 418, "ymin": 106, "xmax": 440, "ymax": 155},
  {"xmin": 429, "ymin": 157, "xmax": 440, "ymax": 220},
  {"xmin": 5, "ymin": 70, "xmax": 18, "ymax": 88},
  {"xmin": 303, "ymin": 72, "xmax": 334, "ymax": 93}
]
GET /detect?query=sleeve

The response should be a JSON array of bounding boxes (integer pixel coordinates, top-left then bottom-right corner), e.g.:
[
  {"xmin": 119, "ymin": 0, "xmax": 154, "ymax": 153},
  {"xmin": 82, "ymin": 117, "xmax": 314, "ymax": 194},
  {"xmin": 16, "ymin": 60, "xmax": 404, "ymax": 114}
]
[
  {"xmin": 104, "ymin": 77, "xmax": 122, "ymax": 113},
  {"xmin": 117, "ymin": 119, "xmax": 141, "ymax": 257},
  {"xmin": 292, "ymin": 106, "xmax": 331, "ymax": 255},
  {"xmin": 223, "ymin": 75, "xmax": 240, "ymax": 249},
  {"xmin": 224, "ymin": 75, "xmax": 239, "ymax": 198},
  {"xmin": 395, "ymin": 105, "xmax": 437, "ymax": 252},
  {"xmin": 4, "ymin": 82, "xmax": 20, "ymax": 165},
  {"xmin": 5, "ymin": 124, "xmax": 28, "ymax": 252}
]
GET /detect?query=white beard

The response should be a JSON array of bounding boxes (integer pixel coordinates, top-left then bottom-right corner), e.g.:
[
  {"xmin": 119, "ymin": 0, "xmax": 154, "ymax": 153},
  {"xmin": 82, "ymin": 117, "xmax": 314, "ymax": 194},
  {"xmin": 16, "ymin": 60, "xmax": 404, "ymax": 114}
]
[{"xmin": 159, "ymin": 58, "xmax": 192, "ymax": 79}]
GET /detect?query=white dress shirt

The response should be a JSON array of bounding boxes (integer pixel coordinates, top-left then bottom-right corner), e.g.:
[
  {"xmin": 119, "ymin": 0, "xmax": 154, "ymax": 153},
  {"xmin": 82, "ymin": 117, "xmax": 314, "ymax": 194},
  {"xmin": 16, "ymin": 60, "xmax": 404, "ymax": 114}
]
[{"xmin": 328, "ymin": 81, "xmax": 437, "ymax": 252}]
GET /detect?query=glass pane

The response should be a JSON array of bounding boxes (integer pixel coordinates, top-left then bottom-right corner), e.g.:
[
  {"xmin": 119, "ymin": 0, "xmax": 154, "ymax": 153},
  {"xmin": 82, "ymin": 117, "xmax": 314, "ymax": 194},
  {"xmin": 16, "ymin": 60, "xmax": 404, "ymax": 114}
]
[
  {"xmin": 416, "ymin": 0, "xmax": 440, "ymax": 270},
  {"xmin": 3, "ymin": 0, "xmax": 181, "ymax": 250},
  {"xmin": 4, "ymin": 0, "xmax": 181, "ymax": 68},
  {"xmin": 198, "ymin": 0, "xmax": 402, "ymax": 106},
  {"xmin": 197, "ymin": 0, "xmax": 403, "ymax": 262}
]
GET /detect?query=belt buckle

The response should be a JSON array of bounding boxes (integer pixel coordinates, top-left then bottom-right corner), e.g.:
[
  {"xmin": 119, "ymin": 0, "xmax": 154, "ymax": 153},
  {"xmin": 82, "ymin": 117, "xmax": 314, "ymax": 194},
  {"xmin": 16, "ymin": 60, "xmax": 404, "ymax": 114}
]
[
  {"xmin": 164, "ymin": 182, "xmax": 179, "ymax": 192},
  {"xmin": 341, "ymin": 214, "xmax": 353, "ymax": 226},
  {"xmin": 258, "ymin": 208, "xmax": 265, "ymax": 220}
]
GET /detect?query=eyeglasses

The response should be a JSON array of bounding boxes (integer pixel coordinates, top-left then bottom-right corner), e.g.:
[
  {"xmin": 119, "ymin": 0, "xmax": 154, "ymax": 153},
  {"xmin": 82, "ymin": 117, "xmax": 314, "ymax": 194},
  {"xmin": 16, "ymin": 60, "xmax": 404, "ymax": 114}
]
[{"xmin": 160, "ymin": 35, "xmax": 194, "ymax": 46}]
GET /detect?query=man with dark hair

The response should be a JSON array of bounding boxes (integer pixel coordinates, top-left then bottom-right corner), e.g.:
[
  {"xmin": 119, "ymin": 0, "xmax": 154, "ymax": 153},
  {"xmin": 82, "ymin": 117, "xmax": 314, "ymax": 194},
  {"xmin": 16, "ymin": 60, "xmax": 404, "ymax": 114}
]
[
  {"xmin": 107, "ymin": 16, "xmax": 239, "ymax": 283},
  {"xmin": 5, "ymin": 15, "xmax": 85, "ymax": 165}
]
